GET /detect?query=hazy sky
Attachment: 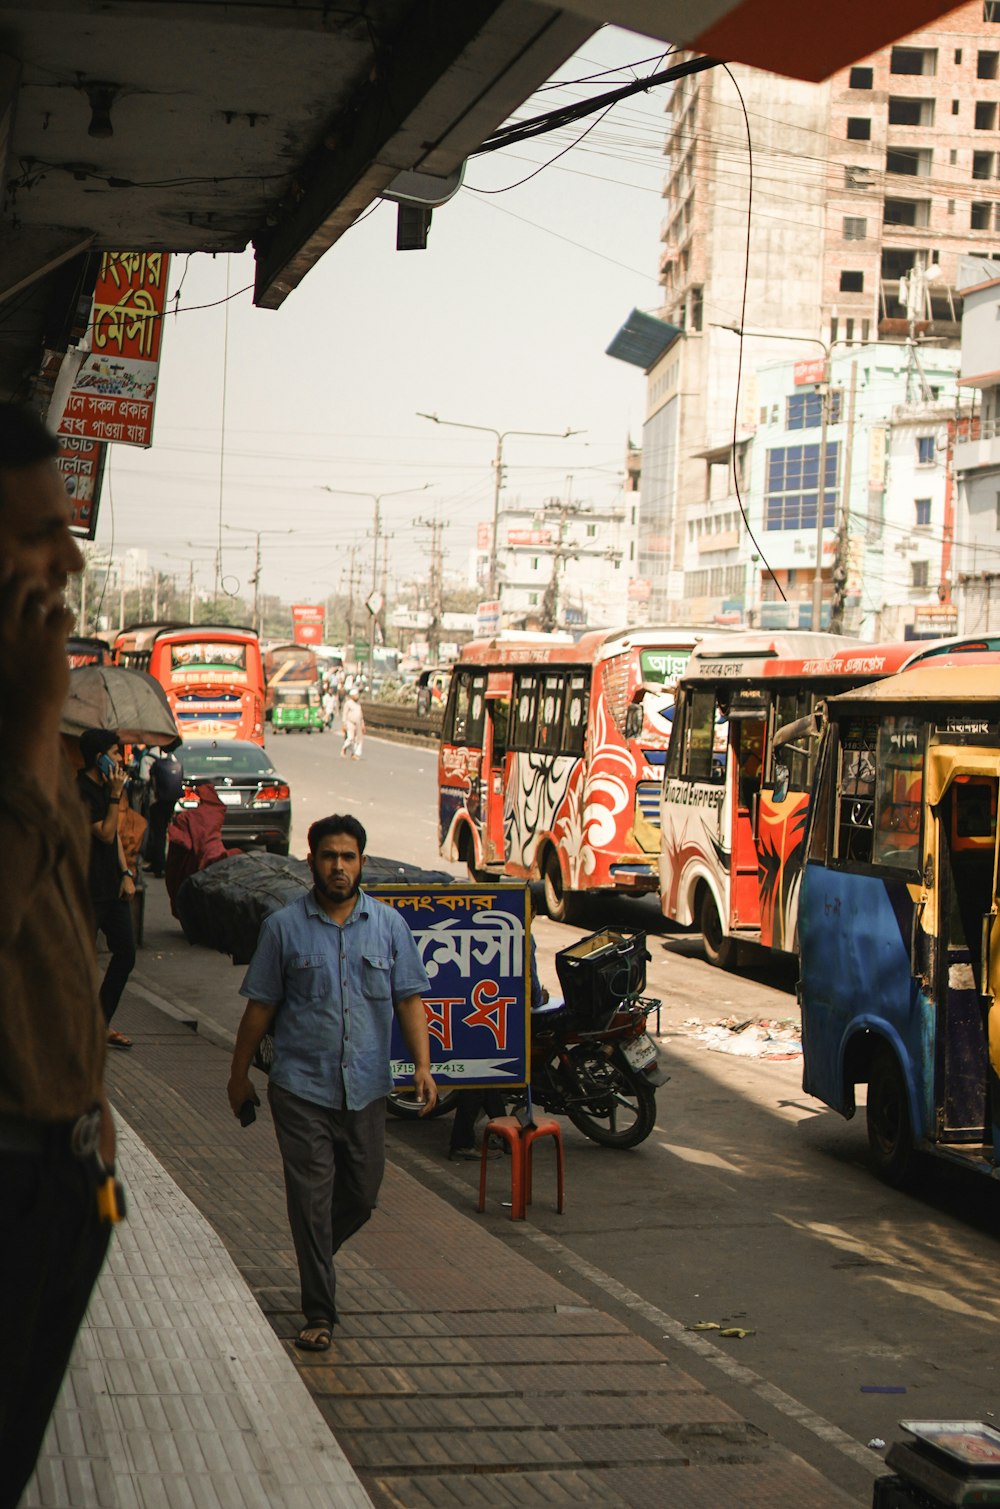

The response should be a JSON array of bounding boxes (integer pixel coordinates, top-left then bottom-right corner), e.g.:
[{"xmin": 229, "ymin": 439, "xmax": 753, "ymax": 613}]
[{"xmin": 93, "ymin": 26, "xmax": 672, "ymax": 606}]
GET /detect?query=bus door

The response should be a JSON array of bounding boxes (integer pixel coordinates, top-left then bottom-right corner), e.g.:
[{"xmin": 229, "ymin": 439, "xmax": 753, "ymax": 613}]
[
  {"xmin": 482, "ymin": 689, "xmax": 510, "ymax": 867},
  {"xmin": 936, "ymin": 775, "xmax": 995, "ymax": 1149},
  {"xmin": 727, "ymin": 697, "xmax": 766, "ymax": 932}
]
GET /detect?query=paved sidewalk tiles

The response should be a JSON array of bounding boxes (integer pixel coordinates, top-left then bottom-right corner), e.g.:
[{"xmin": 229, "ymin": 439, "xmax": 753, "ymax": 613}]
[
  {"xmin": 78, "ymin": 985, "xmax": 864, "ymax": 1508},
  {"xmin": 25, "ymin": 1120, "xmax": 372, "ymax": 1509}
]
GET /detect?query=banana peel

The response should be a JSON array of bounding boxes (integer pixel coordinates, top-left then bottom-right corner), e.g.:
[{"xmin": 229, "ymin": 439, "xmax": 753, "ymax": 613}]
[{"xmin": 687, "ymin": 1320, "xmax": 755, "ymax": 1339}]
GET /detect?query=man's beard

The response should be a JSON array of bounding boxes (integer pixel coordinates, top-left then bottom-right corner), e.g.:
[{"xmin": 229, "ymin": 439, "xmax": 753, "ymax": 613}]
[{"xmin": 314, "ymin": 872, "xmax": 361, "ymax": 904}]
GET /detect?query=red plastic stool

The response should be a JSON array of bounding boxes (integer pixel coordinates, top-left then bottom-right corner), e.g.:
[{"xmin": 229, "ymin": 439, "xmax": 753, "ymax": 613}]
[{"xmin": 477, "ymin": 1111, "xmax": 565, "ymax": 1220}]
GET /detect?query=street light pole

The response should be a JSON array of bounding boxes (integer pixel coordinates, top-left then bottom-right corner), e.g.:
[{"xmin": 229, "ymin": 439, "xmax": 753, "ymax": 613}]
[
  {"xmin": 323, "ymin": 484, "xmax": 430, "ymax": 680},
  {"xmin": 417, "ymin": 413, "xmax": 582, "ymax": 602}
]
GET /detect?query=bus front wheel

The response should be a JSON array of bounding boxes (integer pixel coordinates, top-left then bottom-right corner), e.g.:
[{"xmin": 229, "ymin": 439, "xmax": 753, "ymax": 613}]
[
  {"xmin": 699, "ymin": 886, "xmax": 733, "ymax": 969},
  {"xmin": 866, "ymin": 1042, "xmax": 916, "ymax": 1187},
  {"xmin": 543, "ymin": 849, "xmax": 579, "ymax": 925}
]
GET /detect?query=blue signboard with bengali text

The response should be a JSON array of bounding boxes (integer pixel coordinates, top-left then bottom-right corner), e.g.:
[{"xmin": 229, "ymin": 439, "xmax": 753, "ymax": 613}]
[{"xmin": 372, "ymin": 883, "xmax": 531, "ymax": 1090}]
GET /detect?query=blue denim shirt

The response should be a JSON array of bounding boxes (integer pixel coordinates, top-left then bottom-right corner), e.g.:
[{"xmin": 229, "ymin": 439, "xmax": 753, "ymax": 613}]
[{"xmin": 239, "ymin": 889, "xmax": 430, "ymax": 1111}]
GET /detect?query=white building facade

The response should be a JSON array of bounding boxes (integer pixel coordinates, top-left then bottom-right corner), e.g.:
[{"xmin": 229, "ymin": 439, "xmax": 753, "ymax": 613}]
[
  {"xmin": 954, "ymin": 255, "xmax": 1000, "ymax": 632},
  {"xmin": 747, "ymin": 343, "xmax": 963, "ymax": 639},
  {"xmin": 495, "ymin": 499, "xmax": 631, "ymax": 631}
]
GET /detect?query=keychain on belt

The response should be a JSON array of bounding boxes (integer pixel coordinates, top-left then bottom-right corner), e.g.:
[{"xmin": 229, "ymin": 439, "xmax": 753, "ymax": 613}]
[{"xmin": 97, "ymin": 1167, "xmax": 126, "ymax": 1224}]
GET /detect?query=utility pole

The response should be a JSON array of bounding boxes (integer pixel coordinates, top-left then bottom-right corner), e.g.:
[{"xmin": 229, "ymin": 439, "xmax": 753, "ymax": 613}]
[
  {"xmin": 416, "ymin": 413, "xmax": 582, "ymax": 603},
  {"xmin": 118, "ymin": 559, "xmax": 126, "ymax": 631},
  {"xmin": 829, "ymin": 362, "xmax": 858, "ymax": 634},
  {"xmin": 188, "ymin": 561, "xmax": 195, "ymax": 621},
  {"xmin": 415, "ymin": 514, "xmax": 449, "ymax": 659},
  {"xmin": 505, "ymin": 487, "xmax": 623, "ymax": 632},
  {"xmin": 341, "ymin": 543, "xmax": 362, "ymax": 652},
  {"xmin": 322, "ymin": 484, "xmax": 430, "ymax": 679},
  {"xmin": 222, "ymin": 524, "xmax": 294, "ymax": 637}
]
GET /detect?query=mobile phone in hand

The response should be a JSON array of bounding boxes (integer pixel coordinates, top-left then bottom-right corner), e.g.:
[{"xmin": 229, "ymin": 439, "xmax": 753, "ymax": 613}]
[
  {"xmin": 96, "ymin": 752, "xmax": 116, "ymax": 778},
  {"xmin": 239, "ymin": 1098, "xmax": 257, "ymax": 1127}
]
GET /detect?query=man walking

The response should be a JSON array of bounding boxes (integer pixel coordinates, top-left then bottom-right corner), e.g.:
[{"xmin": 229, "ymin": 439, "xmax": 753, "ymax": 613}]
[
  {"xmin": 227, "ymin": 813, "xmax": 436, "ymax": 1352},
  {"xmin": 77, "ymin": 728, "xmax": 137, "ymax": 1049},
  {"xmin": 341, "ymin": 687, "xmax": 365, "ymax": 759},
  {"xmin": 0, "ymin": 403, "xmax": 117, "ymax": 1505}
]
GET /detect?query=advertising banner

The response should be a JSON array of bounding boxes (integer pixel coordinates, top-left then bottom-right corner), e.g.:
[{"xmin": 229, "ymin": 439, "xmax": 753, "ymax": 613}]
[
  {"xmin": 375, "ymin": 884, "xmax": 530, "ymax": 1090},
  {"xmin": 58, "ymin": 251, "xmax": 170, "ymax": 449},
  {"xmin": 476, "ymin": 599, "xmax": 501, "ymax": 636},
  {"xmin": 794, "ymin": 357, "xmax": 825, "ymax": 386},
  {"xmin": 507, "ymin": 528, "xmax": 552, "ymax": 546},
  {"xmin": 57, "ymin": 435, "xmax": 106, "ymax": 539},
  {"xmin": 291, "ymin": 604, "xmax": 325, "ymax": 645}
]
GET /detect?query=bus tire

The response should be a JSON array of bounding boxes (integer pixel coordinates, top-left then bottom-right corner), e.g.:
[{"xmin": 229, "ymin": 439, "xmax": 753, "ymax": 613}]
[
  {"xmin": 699, "ymin": 886, "xmax": 733, "ymax": 969},
  {"xmin": 543, "ymin": 848, "xmax": 579, "ymax": 925},
  {"xmin": 866, "ymin": 1041, "xmax": 916, "ymax": 1188}
]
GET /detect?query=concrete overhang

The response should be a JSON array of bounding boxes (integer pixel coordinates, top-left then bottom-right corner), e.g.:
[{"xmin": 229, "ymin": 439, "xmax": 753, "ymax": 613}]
[
  {"xmin": 0, "ymin": 0, "xmax": 971, "ymax": 402},
  {"xmin": 0, "ymin": 0, "xmax": 594, "ymax": 395}
]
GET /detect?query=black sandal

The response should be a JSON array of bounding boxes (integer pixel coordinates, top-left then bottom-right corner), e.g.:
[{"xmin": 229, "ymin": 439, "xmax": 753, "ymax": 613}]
[{"xmin": 294, "ymin": 1323, "xmax": 332, "ymax": 1352}]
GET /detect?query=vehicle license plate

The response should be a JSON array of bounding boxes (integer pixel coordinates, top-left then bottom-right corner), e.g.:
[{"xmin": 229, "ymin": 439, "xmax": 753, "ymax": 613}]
[
  {"xmin": 622, "ymin": 1034, "xmax": 657, "ymax": 1071},
  {"xmin": 217, "ymin": 790, "xmax": 241, "ymax": 805}
]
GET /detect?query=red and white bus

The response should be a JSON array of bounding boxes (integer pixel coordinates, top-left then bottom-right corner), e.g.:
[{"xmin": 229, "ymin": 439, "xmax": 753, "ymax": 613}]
[
  {"xmin": 113, "ymin": 622, "xmax": 265, "ymax": 744},
  {"xmin": 658, "ymin": 631, "xmax": 939, "ymax": 965},
  {"xmin": 438, "ymin": 628, "xmax": 705, "ymax": 922}
]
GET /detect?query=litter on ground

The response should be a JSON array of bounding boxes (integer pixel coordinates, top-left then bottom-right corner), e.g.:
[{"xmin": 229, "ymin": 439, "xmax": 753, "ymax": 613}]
[{"xmin": 684, "ymin": 1017, "xmax": 803, "ymax": 1059}]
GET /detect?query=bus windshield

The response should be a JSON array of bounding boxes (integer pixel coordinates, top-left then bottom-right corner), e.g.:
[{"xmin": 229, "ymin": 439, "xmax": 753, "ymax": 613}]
[{"xmin": 170, "ymin": 641, "xmax": 247, "ymax": 671}]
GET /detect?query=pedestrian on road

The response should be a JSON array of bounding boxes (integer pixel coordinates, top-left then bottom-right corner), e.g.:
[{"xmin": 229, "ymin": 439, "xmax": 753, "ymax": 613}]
[
  {"xmin": 144, "ymin": 745, "xmax": 184, "ymax": 876},
  {"xmin": 341, "ymin": 687, "xmax": 365, "ymax": 760},
  {"xmin": 0, "ymin": 402, "xmax": 117, "ymax": 1507},
  {"xmin": 77, "ymin": 728, "xmax": 138, "ymax": 1049},
  {"xmin": 227, "ymin": 812, "xmax": 437, "ymax": 1352}
]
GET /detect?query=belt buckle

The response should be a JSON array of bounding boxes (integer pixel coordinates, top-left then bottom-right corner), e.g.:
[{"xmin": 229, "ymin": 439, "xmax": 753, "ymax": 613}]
[{"xmin": 70, "ymin": 1108, "xmax": 102, "ymax": 1160}]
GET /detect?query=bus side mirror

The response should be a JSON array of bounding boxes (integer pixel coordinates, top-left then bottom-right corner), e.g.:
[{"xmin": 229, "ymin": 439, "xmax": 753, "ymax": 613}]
[
  {"xmin": 772, "ymin": 761, "xmax": 790, "ymax": 805},
  {"xmin": 625, "ymin": 703, "xmax": 643, "ymax": 741}
]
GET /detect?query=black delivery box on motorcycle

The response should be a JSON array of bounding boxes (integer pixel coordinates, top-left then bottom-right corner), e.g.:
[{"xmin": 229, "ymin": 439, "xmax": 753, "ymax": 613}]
[{"xmin": 555, "ymin": 929, "xmax": 649, "ymax": 1033}]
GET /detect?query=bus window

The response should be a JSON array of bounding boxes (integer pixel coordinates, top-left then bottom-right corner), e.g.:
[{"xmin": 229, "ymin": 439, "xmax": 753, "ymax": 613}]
[
  {"xmin": 511, "ymin": 672, "xmax": 540, "ymax": 750},
  {"xmin": 536, "ymin": 673, "xmax": 566, "ymax": 751},
  {"xmin": 807, "ymin": 732, "xmax": 836, "ymax": 862},
  {"xmin": 873, "ymin": 716, "xmax": 923, "ymax": 870},
  {"xmin": 562, "ymin": 672, "xmax": 589, "ymax": 755},
  {"xmin": 683, "ymin": 690, "xmax": 726, "ymax": 784},
  {"xmin": 448, "ymin": 671, "xmax": 487, "ymax": 745},
  {"xmin": 773, "ymin": 690, "xmax": 814, "ymax": 790},
  {"xmin": 488, "ymin": 697, "xmax": 510, "ymax": 761},
  {"xmin": 835, "ymin": 717, "xmax": 877, "ymax": 864}
]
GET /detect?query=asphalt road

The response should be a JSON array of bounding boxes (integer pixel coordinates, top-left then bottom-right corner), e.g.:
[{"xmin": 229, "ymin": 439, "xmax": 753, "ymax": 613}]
[{"xmin": 260, "ymin": 724, "xmax": 1000, "ymax": 1505}]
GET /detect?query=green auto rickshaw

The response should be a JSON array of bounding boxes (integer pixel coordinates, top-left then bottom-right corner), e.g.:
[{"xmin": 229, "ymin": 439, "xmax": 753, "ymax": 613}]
[{"xmin": 271, "ymin": 683, "xmax": 324, "ymax": 733}]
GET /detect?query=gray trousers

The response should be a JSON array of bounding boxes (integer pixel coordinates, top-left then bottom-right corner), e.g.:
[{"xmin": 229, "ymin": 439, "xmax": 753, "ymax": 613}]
[{"xmin": 267, "ymin": 1082, "xmax": 386, "ymax": 1327}]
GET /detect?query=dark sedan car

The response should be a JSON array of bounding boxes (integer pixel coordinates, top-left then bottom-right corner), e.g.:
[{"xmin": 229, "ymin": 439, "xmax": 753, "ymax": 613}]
[{"xmin": 179, "ymin": 739, "xmax": 291, "ymax": 855}]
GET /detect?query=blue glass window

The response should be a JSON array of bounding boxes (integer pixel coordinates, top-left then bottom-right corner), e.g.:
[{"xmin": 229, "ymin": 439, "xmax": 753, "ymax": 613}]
[{"xmin": 764, "ymin": 442, "xmax": 839, "ymax": 531}]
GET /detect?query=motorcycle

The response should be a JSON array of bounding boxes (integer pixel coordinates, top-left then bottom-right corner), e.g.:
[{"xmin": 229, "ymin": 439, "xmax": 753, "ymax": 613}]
[{"xmin": 387, "ymin": 929, "xmax": 667, "ymax": 1150}]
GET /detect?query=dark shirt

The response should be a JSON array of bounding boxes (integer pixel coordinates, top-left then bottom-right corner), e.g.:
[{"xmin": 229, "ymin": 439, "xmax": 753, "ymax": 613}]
[
  {"xmin": 76, "ymin": 771, "xmax": 122, "ymax": 904},
  {"xmin": 151, "ymin": 753, "xmax": 183, "ymax": 804},
  {"xmin": 0, "ymin": 759, "xmax": 105, "ymax": 1119}
]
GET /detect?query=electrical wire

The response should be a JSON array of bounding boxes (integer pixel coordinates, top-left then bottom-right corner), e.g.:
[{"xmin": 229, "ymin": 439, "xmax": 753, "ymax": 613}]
[
  {"xmin": 719, "ymin": 64, "xmax": 784, "ymax": 603},
  {"xmin": 473, "ymin": 54, "xmax": 721, "ymax": 156},
  {"xmin": 467, "ymin": 99, "xmax": 618, "ymax": 195}
]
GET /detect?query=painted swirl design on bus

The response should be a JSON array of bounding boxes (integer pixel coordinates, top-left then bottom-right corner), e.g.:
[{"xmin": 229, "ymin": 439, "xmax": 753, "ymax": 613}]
[{"xmin": 503, "ymin": 752, "xmax": 577, "ymax": 871}]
